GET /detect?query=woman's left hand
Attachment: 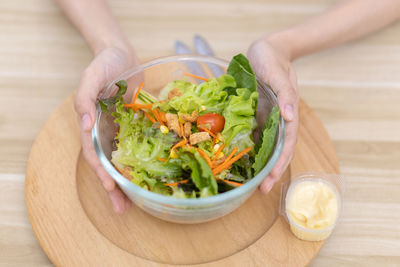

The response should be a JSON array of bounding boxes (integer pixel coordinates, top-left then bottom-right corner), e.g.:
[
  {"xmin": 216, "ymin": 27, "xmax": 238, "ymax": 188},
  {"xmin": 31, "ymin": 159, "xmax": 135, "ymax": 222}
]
[{"xmin": 248, "ymin": 35, "xmax": 299, "ymax": 193}]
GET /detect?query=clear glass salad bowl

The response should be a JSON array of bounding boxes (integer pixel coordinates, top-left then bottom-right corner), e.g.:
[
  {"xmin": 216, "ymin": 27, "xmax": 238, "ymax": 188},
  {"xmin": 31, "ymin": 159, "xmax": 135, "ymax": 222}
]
[{"xmin": 92, "ymin": 55, "xmax": 285, "ymax": 224}]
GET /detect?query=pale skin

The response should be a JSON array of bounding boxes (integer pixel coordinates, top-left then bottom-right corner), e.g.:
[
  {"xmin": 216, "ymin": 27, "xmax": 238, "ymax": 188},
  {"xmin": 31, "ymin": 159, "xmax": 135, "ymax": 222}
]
[{"xmin": 55, "ymin": 0, "xmax": 400, "ymax": 213}]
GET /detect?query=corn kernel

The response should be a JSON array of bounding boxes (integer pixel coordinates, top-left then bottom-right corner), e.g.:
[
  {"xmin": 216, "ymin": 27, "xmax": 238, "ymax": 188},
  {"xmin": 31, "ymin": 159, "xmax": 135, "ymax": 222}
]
[
  {"xmin": 213, "ymin": 143, "xmax": 221, "ymax": 151},
  {"xmin": 170, "ymin": 150, "xmax": 178, "ymax": 159},
  {"xmin": 216, "ymin": 133, "xmax": 224, "ymax": 142},
  {"xmin": 216, "ymin": 152, "xmax": 224, "ymax": 159},
  {"xmin": 160, "ymin": 125, "xmax": 169, "ymax": 134}
]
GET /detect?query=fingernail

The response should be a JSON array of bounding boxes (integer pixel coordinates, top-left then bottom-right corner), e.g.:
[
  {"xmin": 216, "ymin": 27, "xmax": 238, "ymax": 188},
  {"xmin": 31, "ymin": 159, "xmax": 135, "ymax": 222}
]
[
  {"xmin": 284, "ymin": 104, "xmax": 294, "ymax": 121},
  {"xmin": 81, "ymin": 114, "xmax": 91, "ymax": 131}
]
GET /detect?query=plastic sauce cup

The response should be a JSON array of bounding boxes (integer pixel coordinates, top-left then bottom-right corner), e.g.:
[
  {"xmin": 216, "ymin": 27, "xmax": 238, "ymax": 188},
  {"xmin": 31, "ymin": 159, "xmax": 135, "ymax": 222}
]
[{"xmin": 280, "ymin": 172, "xmax": 345, "ymax": 241}]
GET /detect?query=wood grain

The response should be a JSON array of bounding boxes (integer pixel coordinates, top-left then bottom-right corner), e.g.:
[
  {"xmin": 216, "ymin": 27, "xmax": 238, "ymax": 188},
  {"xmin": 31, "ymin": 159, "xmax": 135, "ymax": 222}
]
[
  {"xmin": 76, "ymin": 151, "xmax": 285, "ymax": 264},
  {"xmin": 25, "ymin": 95, "xmax": 332, "ymax": 266},
  {"xmin": 1, "ymin": 0, "xmax": 400, "ymax": 266}
]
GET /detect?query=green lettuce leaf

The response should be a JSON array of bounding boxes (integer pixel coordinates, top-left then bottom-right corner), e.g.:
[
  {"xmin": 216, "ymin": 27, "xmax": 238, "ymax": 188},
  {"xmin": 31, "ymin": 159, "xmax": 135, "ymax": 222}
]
[
  {"xmin": 160, "ymin": 75, "xmax": 233, "ymax": 114},
  {"xmin": 196, "ymin": 140, "xmax": 213, "ymax": 157},
  {"xmin": 252, "ymin": 106, "xmax": 280, "ymax": 174},
  {"xmin": 130, "ymin": 169, "xmax": 171, "ymax": 195},
  {"xmin": 217, "ymin": 74, "xmax": 236, "ymax": 90},
  {"xmin": 221, "ymin": 88, "xmax": 258, "ymax": 149},
  {"xmin": 112, "ymin": 133, "xmax": 182, "ymax": 179},
  {"xmin": 179, "ymin": 150, "xmax": 218, "ymax": 196},
  {"xmin": 172, "ymin": 187, "xmax": 196, "ymax": 198},
  {"xmin": 99, "ymin": 80, "xmax": 128, "ymax": 113},
  {"xmin": 111, "ymin": 102, "xmax": 182, "ymax": 179},
  {"xmin": 158, "ymin": 80, "xmax": 195, "ymax": 100},
  {"xmin": 227, "ymin": 54, "xmax": 257, "ymax": 94}
]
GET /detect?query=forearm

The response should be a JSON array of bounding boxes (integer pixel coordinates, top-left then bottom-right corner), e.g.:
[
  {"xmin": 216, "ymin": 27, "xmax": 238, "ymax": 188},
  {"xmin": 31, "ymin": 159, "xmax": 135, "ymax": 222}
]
[
  {"xmin": 55, "ymin": 0, "xmax": 131, "ymax": 55},
  {"xmin": 270, "ymin": 0, "xmax": 400, "ymax": 60}
]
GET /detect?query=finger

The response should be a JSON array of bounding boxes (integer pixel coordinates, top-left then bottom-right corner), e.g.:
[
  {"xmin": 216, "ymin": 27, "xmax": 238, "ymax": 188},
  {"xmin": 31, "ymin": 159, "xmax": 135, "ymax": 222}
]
[
  {"xmin": 259, "ymin": 151, "xmax": 291, "ymax": 194},
  {"xmin": 74, "ymin": 67, "xmax": 104, "ymax": 132},
  {"xmin": 108, "ymin": 187, "xmax": 131, "ymax": 214},
  {"xmin": 267, "ymin": 68, "xmax": 299, "ymax": 123},
  {"xmin": 123, "ymin": 194, "xmax": 132, "ymax": 211},
  {"xmin": 259, "ymin": 114, "xmax": 298, "ymax": 194},
  {"xmin": 75, "ymin": 62, "xmax": 118, "ymax": 192},
  {"xmin": 80, "ymin": 129, "xmax": 116, "ymax": 192}
]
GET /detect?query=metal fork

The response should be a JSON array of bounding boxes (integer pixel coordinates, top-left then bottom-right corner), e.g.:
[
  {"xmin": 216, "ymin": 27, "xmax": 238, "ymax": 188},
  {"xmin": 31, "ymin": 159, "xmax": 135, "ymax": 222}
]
[{"xmin": 174, "ymin": 35, "xmax": 224, "ymax": 79}]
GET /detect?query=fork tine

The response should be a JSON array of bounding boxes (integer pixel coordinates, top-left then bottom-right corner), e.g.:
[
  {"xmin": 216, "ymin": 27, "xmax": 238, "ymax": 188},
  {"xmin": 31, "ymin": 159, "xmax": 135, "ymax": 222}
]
[
  {"xmin": 193, "ymin": 35, "xmax": 224, "ymax": 77},
  {"xmin": 174, "ymin": 40, "xmax": 207, "ymax": 81}
]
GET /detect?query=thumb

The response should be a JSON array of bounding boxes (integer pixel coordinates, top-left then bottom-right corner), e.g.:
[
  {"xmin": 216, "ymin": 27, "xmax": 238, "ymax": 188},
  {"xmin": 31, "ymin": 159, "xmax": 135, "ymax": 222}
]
[
  {"xmin": 269, "ymin": 69, "xmax": 298, "ymax": 122},
  {"xmin": 74, "ymin": 67, "xmax": 103, "ymax": 132}
]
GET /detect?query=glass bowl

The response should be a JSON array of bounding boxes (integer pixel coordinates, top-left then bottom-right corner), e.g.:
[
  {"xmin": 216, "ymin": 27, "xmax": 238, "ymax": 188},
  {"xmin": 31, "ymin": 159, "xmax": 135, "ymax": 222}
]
[{"xmin": 92, "ymin": 55, "xmax": 285, "ymax": 224}]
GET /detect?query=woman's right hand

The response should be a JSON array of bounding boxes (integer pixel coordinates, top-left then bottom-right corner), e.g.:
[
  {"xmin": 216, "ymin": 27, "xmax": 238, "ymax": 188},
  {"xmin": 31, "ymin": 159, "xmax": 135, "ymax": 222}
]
[{"xmin": 74, "ymin": 45, "xmax": 139, "ymax": 214}]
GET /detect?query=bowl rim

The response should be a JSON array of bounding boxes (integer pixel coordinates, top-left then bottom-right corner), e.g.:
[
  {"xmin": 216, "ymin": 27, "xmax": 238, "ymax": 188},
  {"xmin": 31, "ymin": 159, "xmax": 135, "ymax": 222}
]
[{"xmin": 92, "ymin": 54, "xmax": 285, "ymax": 207}]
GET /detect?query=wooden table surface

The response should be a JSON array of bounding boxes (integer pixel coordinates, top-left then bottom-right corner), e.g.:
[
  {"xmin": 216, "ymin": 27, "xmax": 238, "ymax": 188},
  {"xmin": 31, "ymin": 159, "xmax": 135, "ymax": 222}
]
[{"xmin": 1, "ymin": 0, "xmax": 399, "ymax": 266}]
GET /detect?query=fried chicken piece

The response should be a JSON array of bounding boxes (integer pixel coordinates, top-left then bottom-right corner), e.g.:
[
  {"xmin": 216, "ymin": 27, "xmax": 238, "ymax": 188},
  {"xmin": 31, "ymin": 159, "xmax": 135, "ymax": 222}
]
[{"xmin": 189, "ymin": 132, "xmax": 211, "ymax": 145}]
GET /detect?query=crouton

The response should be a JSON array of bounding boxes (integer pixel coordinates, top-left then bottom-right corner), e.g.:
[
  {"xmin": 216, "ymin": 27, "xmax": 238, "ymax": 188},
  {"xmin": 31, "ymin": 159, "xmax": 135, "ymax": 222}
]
[
  {"xmin": 179, "ymin": 110, "xmax": 199, "ymax": 123},
  {"xmin": 120, "ymin": 167, "xmax": 133, "ymax": 180},
  {"xmin": 168, "ymin": 88, "xmax": 182, "ymax": 99},
  {"xmin": 166, "ymin": 113, "xmax": 180, "ymax": 135},
  {"xmin": 183, "ymin": 122, "xmax": 192, "ymax": 137},
  {"xmin": 189, "ymin": 132, "xmax": 211, "ymax": 145},
  {"xmin": 212, "ymin": 156, "xmax": 226, "ymax": 166}
]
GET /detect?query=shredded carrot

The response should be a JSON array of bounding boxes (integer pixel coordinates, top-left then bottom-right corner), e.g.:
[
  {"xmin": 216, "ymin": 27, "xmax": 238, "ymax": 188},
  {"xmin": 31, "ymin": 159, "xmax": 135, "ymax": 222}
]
[
  {"xmin": 157, "ymin": 157, "xmax": 168, "ymax": 162},
  {"xmin": 157, "ymin": 109, "xmax": 167, "ymax": 126},
  {"xmin": 212, "ymin": 164, "xmax": 232, "ymax": 175},
  {"xmin": 171, "ymin": 139, "xmax": 188, "ymax": 150},
  {"xmin": 220, "ymin": 147, "xmax": 238, "ymax": 166},
  {"xmin": 196, "ymin": 148, "xmax": 213, "ymax": 168},
  {"xmin": 165, "ymin": 179, "xmax": 189, "ymax": 187},
  {"xmin": 216, "ymin": 177, "xmax": 243, "ymax": 187},
  {"xmin": 214, "ymin": 143, "xmax": 225, "ymax": 158},
  {"xmin": 179, "ymin": 121, "xmax": 184, "ymax": 137},
  {"xmin": 213, "ymin": 147, "xmax": 252, "ymax": 175},
  {"xmin": 124, "ymin": 103, "xmax": 153, "ymax": 109},
  {"xmin": 144, "ymin": 111, "xmax": 157, "ymax": 124},
  {"xmin": 114, "ymin": 166, "xmax": 122, "ymax": 175},
  {"xmin": 182, "ymin": 72, "xmax": 209, "ymax": 82},
  {"xmin": 159, "ymin": 109, "xmax": 167, "ymax": 123},
  {"xmin": 131, "ymin": 82, "xmax": 144, "ymax": 105},
  {"xmin": 199, "ymin": 127, "xmax": 217, "ymax": 138},
  {"xmin": 152, "ymin": 108, "xmax": 166, "ymax": 126}
]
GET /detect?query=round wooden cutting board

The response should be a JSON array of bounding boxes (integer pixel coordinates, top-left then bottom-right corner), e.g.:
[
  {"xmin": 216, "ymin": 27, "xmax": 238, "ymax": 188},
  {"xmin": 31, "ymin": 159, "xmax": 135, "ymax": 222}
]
[{"xmin": 25, "ymin": 94, "xmax": 339, "ymax": 266}]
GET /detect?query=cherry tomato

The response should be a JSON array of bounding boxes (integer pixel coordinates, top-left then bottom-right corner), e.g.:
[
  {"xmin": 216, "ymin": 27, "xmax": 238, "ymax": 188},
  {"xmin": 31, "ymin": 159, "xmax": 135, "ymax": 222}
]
[{"xmin": 197, "ymin": 113, "xmax": 225, "ymax": 133}]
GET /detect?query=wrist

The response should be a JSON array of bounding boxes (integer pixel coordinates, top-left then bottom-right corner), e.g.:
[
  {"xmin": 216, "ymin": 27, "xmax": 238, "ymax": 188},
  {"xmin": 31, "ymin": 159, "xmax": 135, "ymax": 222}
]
[
  {"xmin": 93, "ymin": 40, "xmax": 139, "ymax": 68},
  {"xmin": 262, "ymin": 31, "xmax": 300, "ymax": 61},
  {"xmin": 92, "ymin": 36, "xmax": 133, "ymax": 56}
]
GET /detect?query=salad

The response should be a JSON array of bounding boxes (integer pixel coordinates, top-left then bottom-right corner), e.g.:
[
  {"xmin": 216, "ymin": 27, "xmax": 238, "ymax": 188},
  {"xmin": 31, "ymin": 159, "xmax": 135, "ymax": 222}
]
[{"xmin": 100, "ymin": 54, "xmax": 280, "ymax": 198}]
